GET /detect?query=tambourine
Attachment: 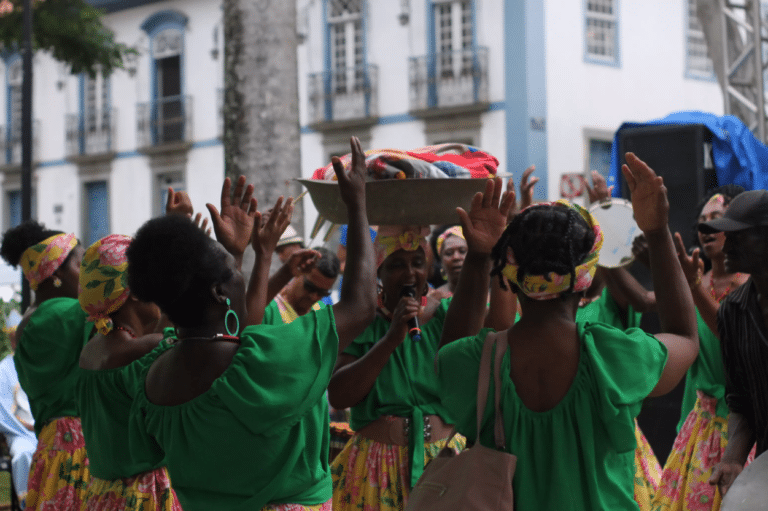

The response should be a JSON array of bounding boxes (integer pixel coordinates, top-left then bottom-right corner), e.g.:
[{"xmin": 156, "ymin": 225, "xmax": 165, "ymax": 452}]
[
  {"xmin": 721, "ymin": 450, "xmax": 768, "ymax": 510},
  {"xmin": 588, "ymin": 198, "xmax": 639, "ymax": 268}
]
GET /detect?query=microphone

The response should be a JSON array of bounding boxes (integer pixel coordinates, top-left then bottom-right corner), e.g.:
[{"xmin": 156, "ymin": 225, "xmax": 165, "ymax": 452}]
[{"xmin": 400, "ymin": 285, "xmax": 422, "ymax": 341}]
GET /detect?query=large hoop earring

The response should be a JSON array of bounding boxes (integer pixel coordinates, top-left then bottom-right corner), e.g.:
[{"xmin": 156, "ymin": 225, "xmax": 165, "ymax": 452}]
[{"xmin": 225, "ymin": 298, "xmax": 240, "ymax": 337}]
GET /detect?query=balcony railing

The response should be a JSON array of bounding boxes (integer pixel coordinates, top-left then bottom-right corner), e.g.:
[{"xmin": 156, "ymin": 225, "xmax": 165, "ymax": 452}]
[
  {"xmin": 308, "ymin": 64, "xmax": 378, "ymax": 124},
  {"xmin": 137, "ymin": 95, "xmax": 192, "ymax": 148},
  {"xmin": 409, "ymin": 47, "xmax": 489, "ymax": 111},
  {"xmin": 65, "ymin": 108, "xmax": 116, "ymax": 157},
  {"xmin": 0, "ymin": 121, "xmax": 40, "ymax": 166}
]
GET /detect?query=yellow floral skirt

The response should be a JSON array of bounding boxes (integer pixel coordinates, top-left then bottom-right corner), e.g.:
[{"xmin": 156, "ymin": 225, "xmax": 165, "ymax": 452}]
[
  {"xmin": 26, "ymin": 416, "xmax": 90, "ymax": 510},
  {"xmin": 261, "ymin": 498, "xmax": 332, "ymax": 510},
  {"xmin": 331, "ymin": 433, "xmax": 466, "ymax": 511},
  {"xmin": 635, "ymin": 419, "xmax": 662, "ymax": 511},
  {"xmin": 80, "ymin": 467, "xmax": 181, "ymax": 510},
  {"xmin": 651, "ymin": 391, "xmax": 755, "ymax": 511}
]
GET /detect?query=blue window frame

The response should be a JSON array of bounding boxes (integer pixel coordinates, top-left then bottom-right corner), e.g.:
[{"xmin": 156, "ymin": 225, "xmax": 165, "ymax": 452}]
[
  {"xmin": 584, "ymin": 0, "xmax": 620, "ymax": 67},
  {"xmin": 77, "ymin": 72, "xmax": 113, "ymax": 154},
  {"xmin": 84, "ymin": 181, "xmax": 110, "ymax": 246}
]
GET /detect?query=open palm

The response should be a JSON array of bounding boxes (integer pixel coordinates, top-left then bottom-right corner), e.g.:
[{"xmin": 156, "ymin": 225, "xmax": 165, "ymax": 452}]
[
  {"xmin": 622, "ymin": 152, "xmax": 669, "ymax": 233},
  {"xmin": 457, "ymin": 177, "xmax": 515, "ymax": 254},
  {"xmin": 206, "ymin": 175, "xmax": 258, "ymax": 257}
]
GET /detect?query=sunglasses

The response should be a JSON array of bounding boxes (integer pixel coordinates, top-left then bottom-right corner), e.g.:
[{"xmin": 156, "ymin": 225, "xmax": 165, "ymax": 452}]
[{"xmin": 303, "ymin": 278, "xmax": 332, "ymax": 298}]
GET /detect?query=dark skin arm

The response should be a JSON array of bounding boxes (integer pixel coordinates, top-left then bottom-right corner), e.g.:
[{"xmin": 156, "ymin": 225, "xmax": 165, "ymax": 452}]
[
  {"xmin": 709, "ymin": 412, "xmax": 754, "ymax": 495},
  {"xmin": 245, "ymin": 197, "xmax": 294, "ymax": 327},
  {"xmin": 622, "ymin": 153, "xmax": 698, "ymax": 397},
  {"xmin": 440, "ymin": 177, "xmax": 514, "ymax": 347},
  {"xmin": 330, "ymin": 136, "xmax": 377, "ymax": 352},
  {"xmin": 206, "ymin": 176, "xmax": 257, "ymax": 271},
  {"xmin": 673, "ymin": 232, "xmax": 721, "ymax": 336},
  {"xmin": 601, "ymin": 265, "xmax": 657, "ymax": 313}
]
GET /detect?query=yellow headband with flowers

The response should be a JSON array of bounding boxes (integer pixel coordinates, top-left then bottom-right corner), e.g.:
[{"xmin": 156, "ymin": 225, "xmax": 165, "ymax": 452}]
[
  {"xmin": 78, "ymin": 235, "xmax": 132, "ymax": 335},
  {"xmin": 501, "ymin": 201, "xmax": 603, "ymax": 300},
  {"xmin": 436, "ymin": 226, "xmax": 465, "ymax": 256},
  {"xmin": 374, "ymin": 225, "xmax": 430, "ymax": 268},
  {"xmin": 19, "ymin": 233, "xmax": 78, "ymax": 291}
]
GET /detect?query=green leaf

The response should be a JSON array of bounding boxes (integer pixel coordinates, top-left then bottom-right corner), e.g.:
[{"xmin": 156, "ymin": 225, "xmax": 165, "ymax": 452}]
[
  {"xmin": 103, "ymin": 279, "xmax": 115, "ymax": 297},
  {"xmin": 98, "ymin": 266, "xmax": 119, "ymax": 277},
  {"xmin": 85, "ymin": 279, "xmax": 102, "ymax": 289}
]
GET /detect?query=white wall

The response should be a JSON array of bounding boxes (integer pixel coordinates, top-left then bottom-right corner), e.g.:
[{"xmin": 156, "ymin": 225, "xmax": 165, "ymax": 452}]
[{"xmin": 544, "ymin": 0, "xmax": 724, "ymax": 199}]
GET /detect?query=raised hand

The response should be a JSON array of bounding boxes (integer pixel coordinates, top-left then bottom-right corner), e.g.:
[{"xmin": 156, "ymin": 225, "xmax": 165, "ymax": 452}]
[
  {"xmin": 165, "ymin": 188, "xmax": 194, "ymax": 217},
  {"xmin": 252, "ymin": 196, "xmax": 294, "ymax": 256},
  {"xmin": 457, "ymin": 177, "xmax": 515, "ymax": 255},
  {"xmin": 518, "ymin": 165, "xmax": 539, "ymax": 211},
  {"xmin": 631, "ymin": 234, "xmax": 651, "ymax": 268},
  {"xmin": 333, "ymin": 136, "xmax": 367, "ymax": 209},
  {"xmin": 192, "ymin": 212, "xmax": 212, "ymax": 236},
  {"xmin": 673, "ymin": 232, "xmax": 704, "ymax": 285},
  {"xmin": 621, "ymin": 152, "xmax": 669, "ymax": 234},
  {"xmin": 206, "ymin": 175, "xmax": 258, "ymax": 258},
  {"xmin": 586, "ymin": 170, "xmax": 614, "ymax": 203},
  {"xmin": 285, "ymin": 248, "xmax": 321, "ymax": 277}
]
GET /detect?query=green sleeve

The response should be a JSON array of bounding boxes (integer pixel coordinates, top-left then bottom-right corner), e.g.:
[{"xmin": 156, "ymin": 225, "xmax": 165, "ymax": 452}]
[
  {"xmin": 218, "ymin": 306, "xmax": 339, "ymax": 434},
  {"xmin": 581, "ymin": 322, "xmax": 667, "ymax": 452}
]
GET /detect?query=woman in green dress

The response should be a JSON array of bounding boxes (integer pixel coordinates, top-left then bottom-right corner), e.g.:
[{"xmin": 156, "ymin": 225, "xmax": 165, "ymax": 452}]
[
  {"xmin": 125, "ymin": 136, "xmax": 376, "ymax": 511},
  {"xmin": 438, "ymin": 153, "xmax": 700, "ymax": 510},
  {"xmin": 0, "ymin": 220, "xmax": 91, "ymax": 509}
]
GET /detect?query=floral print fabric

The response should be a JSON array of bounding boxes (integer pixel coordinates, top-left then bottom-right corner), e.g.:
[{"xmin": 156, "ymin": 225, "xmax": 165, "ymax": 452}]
[
  {"xmin": 81, "ymin": 469, "xmax": 182, "ymax": 511},
  {"xmin": 331, "ymin": 433, "xmax": 465, "ymax": 511},
  {"xmin": 635, "ymin": 419, "xmax": 662, "ymax": 511},
  {"xmin": 261, "ymin": 499, "xmax": 332, "ymax": 511},
  {"xmin": 651, "ymin": 391, "xmax": 755, "ymax": 511},
  {"xmin": 26, "ymin": 416, "xmax": 90, "ymax": 510}
]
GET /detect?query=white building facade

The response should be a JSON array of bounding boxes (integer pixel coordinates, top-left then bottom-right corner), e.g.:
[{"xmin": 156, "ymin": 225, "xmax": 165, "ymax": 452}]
[{"xmin": 0, "ymin": 0, "xmax": 723, "ymax": 248}]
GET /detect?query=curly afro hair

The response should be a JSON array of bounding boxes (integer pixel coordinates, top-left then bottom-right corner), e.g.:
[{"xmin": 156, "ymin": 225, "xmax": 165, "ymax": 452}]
[
  {"xmin": 490, "ymin": 204, "xmax": 596, "ymax": 297},
  {"xmin": 1, "ymin": 220, "xmax": 66, "ymax": 267},
  {"xmin": 126, "ymin": 215, "xmax": 234, "ymax": 328},
  {"xmin": 312, "ymin": 247, "xmax": 341, "ymax": 280}
]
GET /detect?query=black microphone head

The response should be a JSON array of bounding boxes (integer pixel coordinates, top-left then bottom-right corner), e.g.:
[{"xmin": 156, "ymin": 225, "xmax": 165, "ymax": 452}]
[{"xmin": 400, "ymin": 285, "xmax": 417, "ymax": 298}]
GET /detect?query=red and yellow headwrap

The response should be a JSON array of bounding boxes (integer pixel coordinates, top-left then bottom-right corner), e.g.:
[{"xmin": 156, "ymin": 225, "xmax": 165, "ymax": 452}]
[
  {"xmin": 78, "ymin": 234, "xmax": 131, "ymax": 335},
  {"xmin": 436, "ymin": 226, "xmax": 465, "ymax": 256},
  {"xmin": 19, "ymin": 233, "xmax": 78, "ymax": 291},
  {"xmin": 374, "ymin": 225, "xmax": 430, "ymax": 268},
  {"xmin": 501, "ymin": 201, "xmax": 603, "ymax": 300}
]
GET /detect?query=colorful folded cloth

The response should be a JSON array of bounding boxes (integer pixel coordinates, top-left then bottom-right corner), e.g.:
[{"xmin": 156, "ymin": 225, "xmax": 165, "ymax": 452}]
[{"xmin": 311, "ymin": 143, "xmax": 499, "ymax": 181}]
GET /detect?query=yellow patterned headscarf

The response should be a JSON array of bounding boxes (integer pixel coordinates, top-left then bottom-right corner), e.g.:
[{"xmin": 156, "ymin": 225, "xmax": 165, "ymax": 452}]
[
  {"xmin": 78, "ymin": 235, "xmax": 131, "ymax": 335},
  {"xmin": 501, "ymin": 201, "xmax": 603, "ymax": 300},
  {"xmin": 19, "ymin": 233, "xmax": 78, "ymax": 291},
  {"xmin": 436, "ymin": 226, "xmax": 465, "ymax": 256},
  {"xmin": 374, "ymin": 225, "xmax": 430, "ymax": 268}
]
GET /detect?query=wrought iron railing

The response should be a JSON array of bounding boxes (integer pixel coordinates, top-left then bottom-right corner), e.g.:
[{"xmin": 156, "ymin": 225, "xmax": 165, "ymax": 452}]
[
  {"xmin": 137, "ymin": 95, "xmax": 192, "ymax": 148},
  {"xmin": 0, "ymin": 121, "xmax": 40, "ymax": 165},
  {"xmin": 409, "ymin": 47, "xmax": 489, "ymax": 110},
  {"xmin": 308, "ymin": 64, "xmax": 378, "ymax": 124},
  {"xmin": 65, "ymin": 107, "xmax": 116, "ymax": 157}
]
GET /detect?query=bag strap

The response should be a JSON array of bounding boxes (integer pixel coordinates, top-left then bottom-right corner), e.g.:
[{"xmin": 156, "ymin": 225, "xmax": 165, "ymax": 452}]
[
  {"xmin": 492, "ymin": 334, "xmax": 509, "ymax": 450},
  {"xmin": 476, "ymin": 330, "xmax": 509, "ymax": 449}
]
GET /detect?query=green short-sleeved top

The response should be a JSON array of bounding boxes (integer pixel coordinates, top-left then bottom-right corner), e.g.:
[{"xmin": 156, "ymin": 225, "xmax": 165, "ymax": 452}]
[
  {"xmin": 342, "ymin": 298, "xmax": 452, "ymax": 485},
  {"xmin": 676, "ymin": 309, "xmax": 728, "ymax": 431},
  {"xmin": 129, "ymin": 307, "xmax": 339, "ymax": 511},
  {"xmin": 438, "ymin": 323, "xmax": 668, "ymax": 511},
  {"xmin": 576, "ymin": 287, "xmax": 642, "ymax": 329},
  {"xmin": 76, "ymin": 342, "xmax": 169, "ymax": 480},
  {"xmin": 14, "ymin": 297, "xmax": 94, "ymax": 435}
]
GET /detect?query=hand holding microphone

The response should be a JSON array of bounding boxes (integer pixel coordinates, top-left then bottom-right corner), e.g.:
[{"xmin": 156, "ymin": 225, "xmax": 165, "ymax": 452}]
[{"xmin": 400, "ymin": 285, "xmax": 422, "ymax": 341}]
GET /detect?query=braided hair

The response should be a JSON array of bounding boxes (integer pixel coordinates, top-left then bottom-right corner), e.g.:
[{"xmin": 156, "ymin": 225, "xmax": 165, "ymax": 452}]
[{"xmin": 490, "ymin": 204, "xmax": 596, "ymax": 297}]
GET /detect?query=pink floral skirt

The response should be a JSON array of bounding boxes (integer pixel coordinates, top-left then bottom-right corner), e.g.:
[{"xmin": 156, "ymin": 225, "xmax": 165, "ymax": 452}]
[
  {"xmin": 652, "ymin": 391, "xmax": 756, "ymax": 511},
  {"xmin": 26, "ymin": 416, "xmax": 90, "ymax": 510}
]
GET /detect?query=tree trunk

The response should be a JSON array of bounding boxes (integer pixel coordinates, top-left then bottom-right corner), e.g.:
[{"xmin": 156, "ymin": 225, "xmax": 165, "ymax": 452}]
[{"xmin": 223, "ymin": 0, "xmax": 303, "ymax": 274}]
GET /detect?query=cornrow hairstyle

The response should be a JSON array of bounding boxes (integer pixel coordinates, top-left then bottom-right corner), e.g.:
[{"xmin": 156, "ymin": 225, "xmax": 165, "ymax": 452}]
[
  {"xmin": 490, "ymin": 204, "xmax": 596, "ymax": 299},
  {"xmin": 691, "ymin": 184, "xmax": 745, "ymax": 272},
  {"xmin": 1, "ymin": 220, "xmax": 66, "ymax": 267},
  {"xmin": 126, "ymin": 215, "xmax": 234, "ymax": 329},
  {"xmin": 312, "ymin": 247, "xmax": 341, "ymax": 280}
]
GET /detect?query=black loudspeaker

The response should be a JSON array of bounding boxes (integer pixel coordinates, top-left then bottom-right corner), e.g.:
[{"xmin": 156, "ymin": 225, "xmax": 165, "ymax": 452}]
[{"xmin": 618, "ymin": 123, "xmax": 718, "ymax": 465}]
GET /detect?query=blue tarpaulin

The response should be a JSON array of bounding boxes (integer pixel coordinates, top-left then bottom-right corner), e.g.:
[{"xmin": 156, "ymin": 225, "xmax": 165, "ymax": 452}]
[{"xmin": 610, "ymin": 111, "xmax": 768, "ymax": 196}]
